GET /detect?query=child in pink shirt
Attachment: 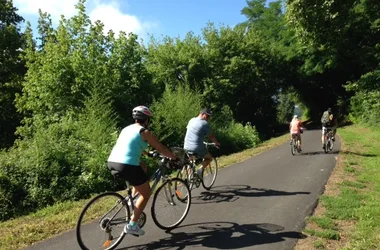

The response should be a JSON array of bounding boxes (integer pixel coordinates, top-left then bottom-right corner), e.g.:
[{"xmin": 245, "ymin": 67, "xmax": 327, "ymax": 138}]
[{"xmin": 289, "ymin": 115, "xmax": 305, "ymax": 151}]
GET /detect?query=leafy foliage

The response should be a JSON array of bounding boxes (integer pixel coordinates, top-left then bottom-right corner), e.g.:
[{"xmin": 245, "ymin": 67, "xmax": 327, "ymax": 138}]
[
  {"xmin": 0, "ymin": 0, "xmax": 26, "ymax": 148},
  {"xmin": 1, "ymin": 0, "xmax": 379, "ymax": 221},
  {"xmin": 347, "ymin": 70, "xmax": 380, "ymax": 126},
  {"xmin": 276, "ymin": 91, "xmax": 295, "ymax": 123},
  {"xmin": 150, "ymin": 83, "xmax": 203, "ymax": 147},
  {"xmin": 16, "ymin": 0, "xmax": 153, "ymax": 138}
]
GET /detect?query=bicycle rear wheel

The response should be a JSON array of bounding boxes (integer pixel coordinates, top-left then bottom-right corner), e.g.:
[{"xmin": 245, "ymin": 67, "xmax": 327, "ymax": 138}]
[
  {"xmin": 324, "ymin": 135, "xmax": 329, "ymax": 153},
  {"xmin": 151, "ymin": 178, "xmax": 191, "ymax": 230},
  {"xmin": 76, "ymin": 192, "xmax": 130, "ymax": 250},
  {"xmin": 176, "ymin": 164, "xmax": 194, "ymax": 191},
  {"xmin": 291, "ymin": 139, "xmax": 296, "ymax": 155},
  {"xmin": 202, "ymin": 157, "xmax": 218, "ymax": 190},
  {"xmin": 328, "ymin": 133, "xmax": 335, "ymax": 151}
]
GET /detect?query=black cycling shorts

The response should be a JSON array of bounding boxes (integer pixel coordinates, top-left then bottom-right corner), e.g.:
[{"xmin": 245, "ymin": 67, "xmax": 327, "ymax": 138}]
[{"xmin": 107, "ymin": 162, "xmax": 149, "ymax": 186}]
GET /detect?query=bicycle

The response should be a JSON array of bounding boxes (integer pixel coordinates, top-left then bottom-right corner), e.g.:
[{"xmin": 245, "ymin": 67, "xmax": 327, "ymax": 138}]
[
  {"xmin": 76, "ymin": 151, "xmax": 191, "ymax": 250},
  {"xmin": 323, "ymin": 128, "xmax": 334, "ymax": 153},
  {"xmin": 176, "ymin": 142, "xmax": 219, "ymax": 195},
  {"xmin": 290, "ymin": 134, "xmax": 301, "ymax": 155}
]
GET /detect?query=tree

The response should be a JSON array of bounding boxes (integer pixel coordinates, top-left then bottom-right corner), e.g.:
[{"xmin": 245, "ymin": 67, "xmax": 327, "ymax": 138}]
[
  {"xmin": 285, "ymin": 0, "xmax": 380, "ymax": 120},
  {"xmin": 15, "ymin": 0, "xmax": 154, "ymax": 138},
  {"xmin": 277, "ymin": 91, "xmax": 295, "ymax": 123},
  {"xmin": 0, "ymin": 0, "xmax": 26, "ymax": 148},
  {"xmin": 145, "ymin": 32, "xmax": 209, "ymax": 95}
]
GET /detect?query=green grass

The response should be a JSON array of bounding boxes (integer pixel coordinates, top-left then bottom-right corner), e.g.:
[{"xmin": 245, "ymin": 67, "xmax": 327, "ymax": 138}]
[
  {"xmin": 321, "ymin": 188, "xmax": 363, "ymax": 220},
  {"xmin": 340, "ymin": 180, "xmax": 366, "ymax": 189},
  {"xmin": 313, "ymin": 239, "xmax": 326, "ymax": 249},
  {"xmin": 304, "ymin": 228, "xmax": 341, "ymax": 240},
  {"xmin": 0, "ymin": 133, "xmax": 290, "ymax": 250},
  {"xmin": 304, "ymin": 124, "xmax": 380, "ymax": 249},
  {"xmin": 307, "ymin": 216, "xmax": 338, "ymax": 230}
]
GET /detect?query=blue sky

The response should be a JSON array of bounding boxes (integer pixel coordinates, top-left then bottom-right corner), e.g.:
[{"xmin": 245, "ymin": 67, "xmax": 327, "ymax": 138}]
[{"xmin": 13, "ymin": 0, "xmax": 273, "ymax": 42}]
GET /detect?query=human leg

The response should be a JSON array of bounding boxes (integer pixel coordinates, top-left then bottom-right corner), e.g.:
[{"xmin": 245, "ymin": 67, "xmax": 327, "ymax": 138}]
[
  {"xmin": 132, "ymin": 162, "xmax": 148, "ymax": 197},
  {"xmin": 126, "ymin": 181, "xmax": 151, "ymax": 236},
  {"xmin": 108, "ymin": 162, "xmax": 150, "ymax": 236},
  {"xmin": 321, "ymin": 126, "xmax": 326, "ymax": 147},
  {"xmin": 298, "ymin": 133, "xmax": 302, "ymax": 150}
]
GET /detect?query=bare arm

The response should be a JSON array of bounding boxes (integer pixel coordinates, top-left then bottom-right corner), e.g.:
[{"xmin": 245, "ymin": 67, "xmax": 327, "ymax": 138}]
[
  {"xmin": 208, "ymin": 133, "xmax": 220, "ymax": 147},
  {"xmin": 140, "ymin": 130, "xmax": 177, "ymax": 160}
]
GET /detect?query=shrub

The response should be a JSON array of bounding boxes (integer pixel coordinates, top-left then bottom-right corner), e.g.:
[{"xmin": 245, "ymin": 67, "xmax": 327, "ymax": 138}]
[{"xmin": 150, "ymin": 83, "xmax": 203, "ymax": 147}]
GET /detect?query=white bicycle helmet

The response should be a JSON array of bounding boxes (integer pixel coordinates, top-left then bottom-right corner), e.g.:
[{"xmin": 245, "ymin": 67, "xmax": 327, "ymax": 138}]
[{"xmin": 132, "ymin": 106, "xmax": 152, "ymax": 120}]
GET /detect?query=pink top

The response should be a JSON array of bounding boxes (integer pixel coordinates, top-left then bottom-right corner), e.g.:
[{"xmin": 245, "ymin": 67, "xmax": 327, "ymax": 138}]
[{"xmin": 290, "ymin": 119, "xmax": 303, "ymax": 134}]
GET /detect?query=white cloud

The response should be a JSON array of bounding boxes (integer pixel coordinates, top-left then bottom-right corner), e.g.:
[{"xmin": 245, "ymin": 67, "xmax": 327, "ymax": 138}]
[
  {"xmin": 13, "ymin": 0, "xmax": 158, "ymax": 39},
  {"xmin": 89, "ymin": 2, "xmax": 142, "ymax": 36},
  {"xmin": 14, "ymin": 0, "xmax": 78, "ymax": 20}
]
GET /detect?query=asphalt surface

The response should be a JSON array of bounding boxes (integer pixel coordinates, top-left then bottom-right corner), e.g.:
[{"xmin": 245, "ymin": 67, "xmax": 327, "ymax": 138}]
[{"xmin": 24, "ymin": 129, "xmax": 340, "ymax": 250}]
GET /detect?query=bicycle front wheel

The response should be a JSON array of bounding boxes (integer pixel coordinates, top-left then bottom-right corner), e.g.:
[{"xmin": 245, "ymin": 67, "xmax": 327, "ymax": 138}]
[
  {"xmin": 202, "ymin": 157, "xmax": 218, "ymax": 190},
  {"xmin": 151, "ymin": 177, "xmax": 191, "ymax": 230},
  {"xmin": 76, "ymin": 192, "xmax": 130, "ymax": 250}
]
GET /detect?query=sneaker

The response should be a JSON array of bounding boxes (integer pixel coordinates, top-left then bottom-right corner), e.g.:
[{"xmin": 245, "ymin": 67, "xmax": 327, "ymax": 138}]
[{"xmin": 125, "ymin": 223, "xmax": 145, "ymax": 236}]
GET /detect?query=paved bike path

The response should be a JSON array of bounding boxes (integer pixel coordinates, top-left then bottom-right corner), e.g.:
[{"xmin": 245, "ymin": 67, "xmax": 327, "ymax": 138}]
[{"xmin": 24, "ymin": 129, "xmax": 340, "ymax": 250}]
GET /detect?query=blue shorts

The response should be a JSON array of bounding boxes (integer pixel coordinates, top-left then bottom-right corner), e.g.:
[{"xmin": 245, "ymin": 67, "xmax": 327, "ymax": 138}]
[{"xmin": 184, "ymin": 146, "xmax": 207, "ymax": 158}]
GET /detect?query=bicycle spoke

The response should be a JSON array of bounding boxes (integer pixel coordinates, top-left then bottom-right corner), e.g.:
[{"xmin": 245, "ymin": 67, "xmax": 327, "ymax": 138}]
[
  {"xmin": 202, "ymin": 158, "xmax": 218, "ymax": 190},
  {"xmin": 151, "ymin": 178, "xmax": 191, "ymax": 230},
  {"xmin": 76, "ymin": 192, "xmax": 130, "ymax": 250}
]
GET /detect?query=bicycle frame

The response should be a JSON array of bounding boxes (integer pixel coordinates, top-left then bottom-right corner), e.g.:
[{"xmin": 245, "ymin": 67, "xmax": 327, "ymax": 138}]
[
  {"xmin": 102, "ymin": 157, "xmax": 177, "ymax": 230},
  {"xmin": 126, "ymin": 157, "xmax": 174, "ymax": 209},
  {"xmin": 181, "ymin": 142, "xmax": 218, "ymax": 188}
]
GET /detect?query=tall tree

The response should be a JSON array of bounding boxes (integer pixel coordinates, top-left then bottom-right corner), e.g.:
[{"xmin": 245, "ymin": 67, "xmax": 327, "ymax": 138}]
[
  {"xmin": 286, "ymin": 0, "xmax": 380, "ymax": 119},
  {"xmin": 16, "ymin": 0, "xmax": 153, "ymax": 137},
  {"xmin": 0, "ymin": 0, "xmax": 26, "ymax": 148}
]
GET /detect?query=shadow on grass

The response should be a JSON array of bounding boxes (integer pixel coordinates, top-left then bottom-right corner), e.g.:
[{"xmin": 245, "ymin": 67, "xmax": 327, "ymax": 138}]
[{"xmin": 340, "ymin": 150, "xmax": 378, "ymax": 157}]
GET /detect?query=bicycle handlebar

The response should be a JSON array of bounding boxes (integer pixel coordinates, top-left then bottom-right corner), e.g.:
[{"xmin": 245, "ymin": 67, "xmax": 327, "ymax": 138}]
[
  {"xmin": 203, "ymin": 142, "xmax": 219, "ymax": 149},
  {"xmin": 148, "ymin": 151, "xmax": 168, "ymax": 159}
]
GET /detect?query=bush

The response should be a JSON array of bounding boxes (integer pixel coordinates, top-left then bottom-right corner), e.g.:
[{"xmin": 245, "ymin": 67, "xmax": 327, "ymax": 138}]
[
  {"xmin": 0, "ymin": 162, "xmax": 27, "ymax": 221},
  {"xmin": 347, "ymin": 70, "xmax": 380, "ymax": 127},
  {"xmin": 150, "ymin": 83, "xmax": 203, "ymax": 147},
  {"xmin": 349, "ymin": 90, "xmax": 380, "ymax": 127},
  {"xmin": 216, "ymin": 121, "xmax": 260, "ymax": 155},
  {"xmin": 150, "ymin": 86, "xmax": 260, "ymax": 157},
  {"xmin": 0, "ymin": 89, "xmax": 119, "ymax": 220}
]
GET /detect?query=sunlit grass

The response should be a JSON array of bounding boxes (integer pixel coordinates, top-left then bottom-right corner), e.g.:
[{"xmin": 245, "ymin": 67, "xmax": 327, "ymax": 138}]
[{"xmin": 302, "ymin": 124, "xmax": 380, "ymax": 249}]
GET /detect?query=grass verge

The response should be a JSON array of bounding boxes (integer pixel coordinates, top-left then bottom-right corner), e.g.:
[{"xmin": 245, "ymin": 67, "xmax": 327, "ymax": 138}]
[
  {"xmin": 0, "ymin": 133, "xmax": 289, "ymax": 250},
  {"xmin": 296, "ymin": 124, "xmax": 380, "ymax": 250}
]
